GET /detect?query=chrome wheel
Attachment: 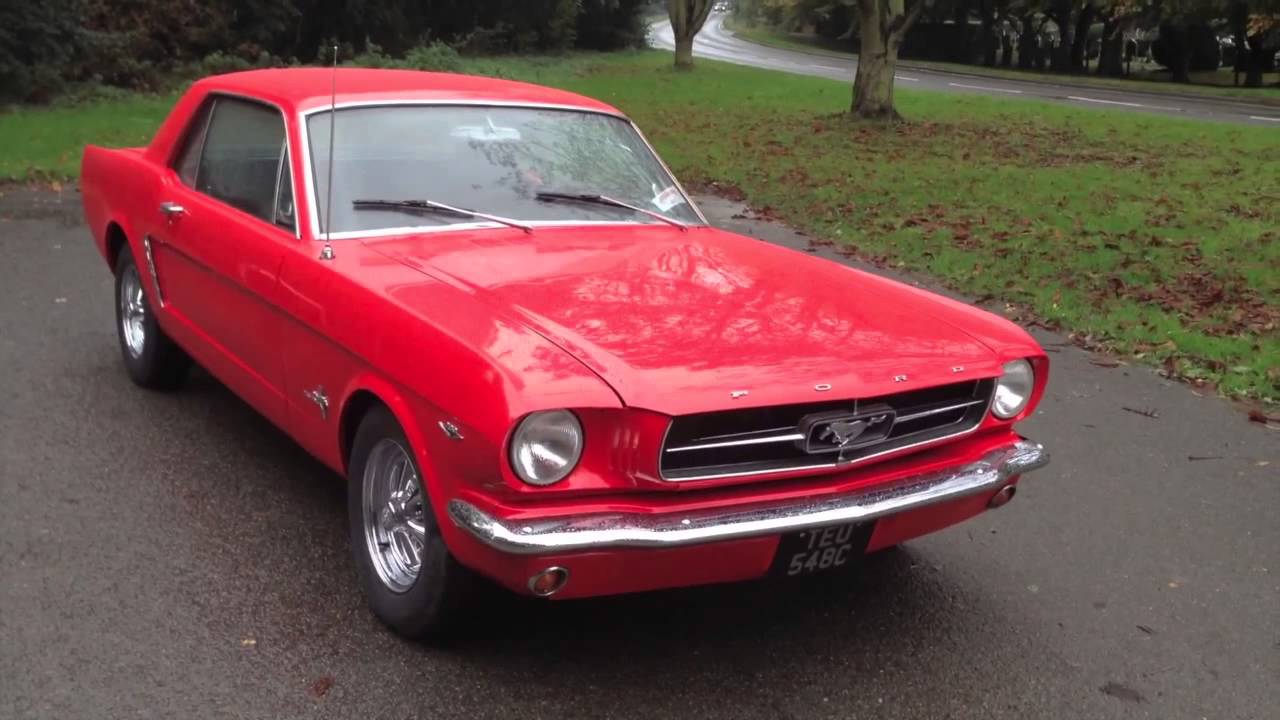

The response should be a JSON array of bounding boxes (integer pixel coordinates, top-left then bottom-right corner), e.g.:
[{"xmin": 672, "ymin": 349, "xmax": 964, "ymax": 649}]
[
  {"xmin": 362, "ymin": 439, "xmax": 427, "ymax": 593},
  {"xmin": 119, "ymin": 264, "xmax": 146, "ymax": 358}
]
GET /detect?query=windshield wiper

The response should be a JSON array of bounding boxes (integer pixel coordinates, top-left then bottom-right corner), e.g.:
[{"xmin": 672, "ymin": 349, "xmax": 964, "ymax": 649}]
[
  {"xmin": 352, "ymin": 199, "xmax": 533, "ymax": 233},
  {"xmin": 535, "ymin": 192, "xmax": 688, "ymax": 231}
]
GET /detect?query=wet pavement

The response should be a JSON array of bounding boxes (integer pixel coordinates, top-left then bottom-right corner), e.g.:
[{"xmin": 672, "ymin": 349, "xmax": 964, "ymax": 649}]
[
  {"xmin": 650, "ymin": 14, "xmax": 1280, "ymax": 126},
  {"xmin": 1, "ymin": 187, "xmax": 1276, "ymax": 719}
]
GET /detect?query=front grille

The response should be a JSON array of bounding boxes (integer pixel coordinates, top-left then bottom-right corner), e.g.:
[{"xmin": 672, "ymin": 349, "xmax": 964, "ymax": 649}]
[{"xmin": 660, "ymin": 379, "xmax": 995, "ymax": 481}]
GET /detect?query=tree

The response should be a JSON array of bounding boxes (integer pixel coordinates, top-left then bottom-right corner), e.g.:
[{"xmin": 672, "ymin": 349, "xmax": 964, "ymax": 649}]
[
  {"xmin": 1231, "ymin": 1, "xmax": 1280, "ymax": 87},
  {"xmin": 850, "ymin": 0, "xmax": 925, "ymax": 119},
  {"xmin": 668, "ymin": 0, "xmax": 714, "ymax": 68}
]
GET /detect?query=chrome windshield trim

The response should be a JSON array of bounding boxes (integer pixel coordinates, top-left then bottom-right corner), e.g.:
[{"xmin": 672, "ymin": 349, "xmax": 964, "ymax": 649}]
[
  {"xmin": 665, "ymin": 432, "xmax": 806, "ymax": 453},
  {"xmin": 895, "ymin": 399, "xmax": 988, "ymax": 423},
  {"xmin": 448, "ymin": 440, "xmax": 1049, "ymax": 555},
  {"xmin": 297, "ymin": 100, "xmax": 705, "ymax": 239},
  {"xmin": 323, "ymin": 219, "xmax": 661, "ymax": 241}
]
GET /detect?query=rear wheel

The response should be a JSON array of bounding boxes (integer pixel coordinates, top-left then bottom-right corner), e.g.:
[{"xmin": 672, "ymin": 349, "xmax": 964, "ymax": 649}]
[
  {"xmin": 348, "ymin": 406, "xmax": 473, "ymax": 640},
  {"xmin": 114, "ymin": 247, "xmax": 190, "ymax": 390}
]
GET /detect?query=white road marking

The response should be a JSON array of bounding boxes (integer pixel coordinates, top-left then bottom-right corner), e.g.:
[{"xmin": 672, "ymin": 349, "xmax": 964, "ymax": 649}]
[
  {"xmin": 1249, "ymin": 115, "xmax": 1280, "ymax": 122},
  {"xmin": 1068, "ymin": 95, "xmax": 1182, "ymax": 112},
  {"xmin": 948, "ymin": 82, "xmax": 1022, "ymax": 94},
  {"xmin": 810, "ymin": 64, "xmax": 845, "ymax": 71},
  {"xmin": 896, "ymin": 75, "xmax": 921, "ymax": 82}
]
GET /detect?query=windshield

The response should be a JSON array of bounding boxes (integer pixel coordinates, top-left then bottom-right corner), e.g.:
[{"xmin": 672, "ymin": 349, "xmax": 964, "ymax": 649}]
[{"xmin": 307, "ymin": 105, "xmax": 701, "ymax": 235}]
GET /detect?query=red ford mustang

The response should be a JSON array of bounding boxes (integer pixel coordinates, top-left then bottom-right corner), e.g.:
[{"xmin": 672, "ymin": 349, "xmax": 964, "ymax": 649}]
[{"xmin": 81, "ymin": 68, "xmax": 1049, "ymax": 639}]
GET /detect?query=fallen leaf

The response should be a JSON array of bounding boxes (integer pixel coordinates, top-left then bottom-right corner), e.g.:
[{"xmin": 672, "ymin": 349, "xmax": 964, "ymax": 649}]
[
  {"xmin": 1247, "ymin": 409, "xmax": 1278, "ymax": 425},
  {"xmin": 1100, "ymin": 681, "xmax": 1145, "ymax": 704},
  {"xmin": 240, "ymin": 638, "xmax": 256, "ymax": 647},
  {"xmin": 309, "ymin": 676, "xmax": 335, "ymax": 698}
]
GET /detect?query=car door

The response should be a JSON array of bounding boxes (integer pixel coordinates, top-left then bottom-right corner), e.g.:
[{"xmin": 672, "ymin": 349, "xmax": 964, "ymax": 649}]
[{"xmin": 152, "ymin": 95, "xmax": 297, "ymax": 427}]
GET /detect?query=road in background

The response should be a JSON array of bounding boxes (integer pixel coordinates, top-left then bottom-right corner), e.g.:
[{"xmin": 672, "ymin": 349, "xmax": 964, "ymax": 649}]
[
  {"xmin": 1, "ymin": 188, "xmax": 1277, "ymax": 719},
  {"xmin": 651, "ymin": 14, "xmax": 1280, "ymax": 126}
]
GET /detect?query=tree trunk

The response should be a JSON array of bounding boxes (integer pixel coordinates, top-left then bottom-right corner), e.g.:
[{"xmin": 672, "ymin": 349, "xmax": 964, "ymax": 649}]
[
  {"xmin": 850, "ymin": 0, "xmax": 921, "ymax": 120},
  {"xmin": 1049, "ymin": 0, "xmax": 1074, "ymax": 72},
  {"xmin": 951, "ymin": 0, "xmax": 973, "ymax": 63},
  {"xmin": 675, "ymin": 36, "xmax": 694, "ymax": 69},
  {"xmin": 1167, "ymin": 23, "xmax": 1192, "ymax": 82},
  {"xmin": 980, "ymin": 10, "xmax": 998, "ymax": 66},
  {"xmin": 667, "ymin": 0, "xmax": 713, "ymax": 69},
  {"xmin": 1097, "ymin": 19, "xmax": 1124, "ymax": 77},
  {"xmin": 1071, "ymin": 3, "xmax": 1097, "ymax": 72},
  {"xmin": 852, "ymin": 5, "xmax": 899, "ymax": 119},
  {"xmin": 1018, "ymin": 15, "xmax": 1037, "ymax": 69},
  {"xmin": 1230, "ymin": 2, "xmax": 1265, "ymax": 88},
  {"xmin": 1244, "ymin": 47, "xmax": 1264, "ymax": 87},
  {"xmin": 1001, "ymin": 31, "xmax": 1014, "ymax": 66}
]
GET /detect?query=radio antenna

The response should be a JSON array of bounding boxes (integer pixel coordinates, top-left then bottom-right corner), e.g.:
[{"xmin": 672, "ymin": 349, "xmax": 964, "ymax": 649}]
[{"xmin": 319, "ymin": 44, "xmax": 338, "ymax": 261}]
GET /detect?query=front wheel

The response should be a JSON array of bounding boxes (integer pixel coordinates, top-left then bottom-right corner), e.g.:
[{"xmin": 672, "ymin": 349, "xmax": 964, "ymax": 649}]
[
  {"xmin": 348, "ymin": 406, "xmax": 473, "ymax": 640},
  {"xmin": 114, "ymin": 247, "xmax": 190, "ymax": 390}
]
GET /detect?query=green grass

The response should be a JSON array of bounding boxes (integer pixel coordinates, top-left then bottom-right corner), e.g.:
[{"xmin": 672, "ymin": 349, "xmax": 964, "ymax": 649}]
[
  {"xmin": 0, "ymin": 94, "xmax": 180, "ymax": 180},
  {"xmin": 728, "ymin": 20, "xmax": 1280, "ymax": 107},
  {"xmin": 2, "ymin": 50, "xmax": 1276, "ymax": 402}
]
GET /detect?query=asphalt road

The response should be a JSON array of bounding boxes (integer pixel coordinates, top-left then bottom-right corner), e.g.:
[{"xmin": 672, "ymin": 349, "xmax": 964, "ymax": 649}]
[
  {"xmin": 1, "ymin": 187, "xmax": 1277, "ymax": 719},
  {"xmin": 650, "ymin": 14, "xmax": 1280, "ymax": 126}
]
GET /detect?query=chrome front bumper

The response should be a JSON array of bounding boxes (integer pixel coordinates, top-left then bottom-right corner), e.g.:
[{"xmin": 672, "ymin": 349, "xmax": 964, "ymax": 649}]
[{"xmin": 448, "ymin": 440, "xmax": 1049, "ymax": 555}]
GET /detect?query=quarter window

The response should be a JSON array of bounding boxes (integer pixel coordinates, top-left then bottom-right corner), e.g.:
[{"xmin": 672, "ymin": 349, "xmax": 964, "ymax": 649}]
[
  {"xmin": 190, "ymin": 98, "xmax": 289, "ymax": 225},
  {"xmin": 274, "ymin": 145, "xmax": 295, "ymax": 231},
  {"xmin": 173, "ymin": 102, "xmax": 213, "ymax": 187}
]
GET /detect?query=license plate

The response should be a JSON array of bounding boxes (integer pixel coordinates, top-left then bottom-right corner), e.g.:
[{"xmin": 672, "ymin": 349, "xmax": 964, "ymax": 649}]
[{"xmin": 769, "ymin": 522, "xmax": 875, "ymax": 578}]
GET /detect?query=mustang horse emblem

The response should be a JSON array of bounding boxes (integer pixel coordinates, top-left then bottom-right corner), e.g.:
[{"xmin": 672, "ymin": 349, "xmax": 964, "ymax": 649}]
[{"xmin": 819, "ymin": 414, "xmax": 890, "ymax": 448}]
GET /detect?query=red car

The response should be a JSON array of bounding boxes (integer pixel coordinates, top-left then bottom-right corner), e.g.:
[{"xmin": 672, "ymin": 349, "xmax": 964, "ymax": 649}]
[{"xmin": 81, "ymin": 68, "xmax": 1049, "ymax": 639}]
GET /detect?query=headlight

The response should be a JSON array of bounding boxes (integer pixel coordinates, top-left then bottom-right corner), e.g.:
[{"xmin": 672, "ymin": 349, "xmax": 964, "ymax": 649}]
[
  {"xmin": 992, "ymin": 359, "xmax": 1035, "ymax": 419},
  {"xmin": 509, "ymin": 410, "xmax": 583, "ymax": 486}
]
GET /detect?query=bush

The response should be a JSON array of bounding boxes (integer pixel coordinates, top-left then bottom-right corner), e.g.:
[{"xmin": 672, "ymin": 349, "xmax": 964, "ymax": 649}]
[
  {"xmin": 349, "ymin": 42, "xmax": 464, "ymax": 73},
  {"xmin": 403, "ymin": 42, "xmax": 464, "ymax": 72},
  {"xmin": 1153, "ymin": 21, "xmax": 1222, "ymax": 73},
  {"xmin": 0, "ymin": 0, "xmax": 87, "ymax": 102},
  {"xmin": 575, "ymin": 0, "xmax": 648, "ymax": 50},
  {"xmin": 2, "ymin": 0, "xmax": 655, "ymax": 104}
]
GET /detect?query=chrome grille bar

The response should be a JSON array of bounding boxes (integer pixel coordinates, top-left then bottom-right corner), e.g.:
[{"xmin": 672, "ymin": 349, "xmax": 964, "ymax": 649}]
[
  {"xmin": 895, "ymin": 398, "xmax": 988, "ymax": 423},
  {"xmin": 665, "ymin": 432, "xmax": 806, "ymax": 453},
  {"xmin": 660, "ymin": 379, "xmax": 996, "ymax": 482}
]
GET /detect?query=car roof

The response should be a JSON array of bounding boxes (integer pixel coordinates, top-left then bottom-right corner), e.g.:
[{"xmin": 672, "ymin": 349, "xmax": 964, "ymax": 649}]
[{"xmin": 194, "ymin": 67, "xmax": 624, "ymax": 116}]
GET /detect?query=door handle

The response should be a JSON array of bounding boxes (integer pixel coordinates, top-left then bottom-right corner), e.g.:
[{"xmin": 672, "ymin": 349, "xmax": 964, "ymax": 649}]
[{"xmin": 159, "ymin": 201, "xmax": 186, "ymax": 221}]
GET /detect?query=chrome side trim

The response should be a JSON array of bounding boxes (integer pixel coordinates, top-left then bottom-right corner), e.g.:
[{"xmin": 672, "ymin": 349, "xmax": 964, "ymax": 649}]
[
  {"xmin": 141, "ymin": 235, "xmax": 163, "ymax": 307},
  {"xmin": 895, "ymin": 399, "xmax": 988, "ymax": 423},
  {"xmin": 665, "ymin": 432, "xmax": 806, "ymax": 453},
  {"xmin": 448, "ymin": 440, "xmax": 1049, "ymax": 555}
]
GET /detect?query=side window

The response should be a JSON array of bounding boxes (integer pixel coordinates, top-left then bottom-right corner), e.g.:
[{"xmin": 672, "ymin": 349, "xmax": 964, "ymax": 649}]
[
  {"xmin": 173, "ymin": 101, "xmax": 213, "ymax": 187},
  {"xmin": 273, "ymin": 144, "xmax": 295, "ymax": 231},
  {"xmin": 195, "ymin": 98, "xmax": 287, "ymax": 224}
]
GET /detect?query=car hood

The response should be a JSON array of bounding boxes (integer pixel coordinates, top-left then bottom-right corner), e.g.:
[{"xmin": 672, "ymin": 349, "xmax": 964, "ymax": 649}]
[{"xmin": 366, "ymin": 225, "xmax": 1014, "ymax": 416}]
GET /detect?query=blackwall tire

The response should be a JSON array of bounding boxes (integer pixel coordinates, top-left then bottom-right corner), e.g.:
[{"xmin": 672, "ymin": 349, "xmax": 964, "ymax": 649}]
[
  {"xmin": 114, "ymin": 247, "xmax": 191, "ymax": 390},
  {"xmin": 347, "ymin": 405, "xmax": 474, "ymax": 641}
]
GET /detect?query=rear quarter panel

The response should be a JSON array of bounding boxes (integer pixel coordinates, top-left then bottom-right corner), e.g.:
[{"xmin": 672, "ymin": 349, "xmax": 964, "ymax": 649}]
[{"xmin": 80, "ymin": 146, "xmax": 154, "ymax": 268}]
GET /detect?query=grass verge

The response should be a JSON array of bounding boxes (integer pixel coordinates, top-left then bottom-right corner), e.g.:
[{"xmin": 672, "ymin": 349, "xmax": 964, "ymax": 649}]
[
  {"xmin": 727, "ymin": 20, "xmax": 1280, "ymax": 107},
  {"xmin": 2, "ymin": 51, "xmax": 1276, "ymax": 402}
]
